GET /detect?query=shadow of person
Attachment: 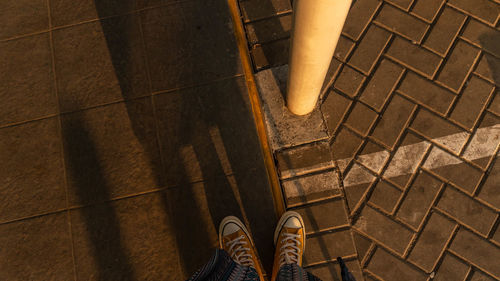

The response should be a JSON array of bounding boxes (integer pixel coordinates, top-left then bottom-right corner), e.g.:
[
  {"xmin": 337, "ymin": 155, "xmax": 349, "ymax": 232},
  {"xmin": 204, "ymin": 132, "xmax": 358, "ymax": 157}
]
[
  {"xmin": 61, "ymin": 114, "xmax": 136, "ymax": 280},
  {"xmin": 90, "ymin": 0, "xmax": 278, "ymax": 278}
]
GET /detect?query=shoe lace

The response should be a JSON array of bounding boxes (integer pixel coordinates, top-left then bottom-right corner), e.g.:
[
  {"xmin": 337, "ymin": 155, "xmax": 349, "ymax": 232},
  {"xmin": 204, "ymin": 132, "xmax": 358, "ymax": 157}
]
[
  {"xmin": 279, "ymin": 232, "xmax": 302, "ymax": 267},
  {"xmin": 227, "ymin": 235, "xmax": 255, "ymax": 267}
]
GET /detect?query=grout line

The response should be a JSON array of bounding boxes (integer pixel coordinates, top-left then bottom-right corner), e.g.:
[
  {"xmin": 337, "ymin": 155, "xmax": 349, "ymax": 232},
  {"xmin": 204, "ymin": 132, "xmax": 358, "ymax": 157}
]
[
  {"xmin": 45, "ymin": 0, "xmax": 77, "ymax": 279},
  {"xmin": 0, "ymin": 73, "xmax": 247, "ymax": 133},
  {"xmin": 150, "ymin": 73, "xmax": 245, "ymax": 96}
]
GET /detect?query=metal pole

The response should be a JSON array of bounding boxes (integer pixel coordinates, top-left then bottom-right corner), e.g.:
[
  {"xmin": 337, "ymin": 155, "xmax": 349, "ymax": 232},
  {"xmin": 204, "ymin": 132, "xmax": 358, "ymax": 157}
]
[{"xmin": 286, "ymin": 0, "xmax": 352, "ymax": 115}]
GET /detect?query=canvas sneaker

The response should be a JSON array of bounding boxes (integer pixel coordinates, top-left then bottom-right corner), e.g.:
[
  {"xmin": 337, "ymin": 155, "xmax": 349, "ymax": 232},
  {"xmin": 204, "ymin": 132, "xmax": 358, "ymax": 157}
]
[
  {"xmin": 219, "ymin": 216, "xmax": 265, "ymax": 281},
  {"xmin": 270, "ymin": 211, "xmax": 306, "ymax": 281}
]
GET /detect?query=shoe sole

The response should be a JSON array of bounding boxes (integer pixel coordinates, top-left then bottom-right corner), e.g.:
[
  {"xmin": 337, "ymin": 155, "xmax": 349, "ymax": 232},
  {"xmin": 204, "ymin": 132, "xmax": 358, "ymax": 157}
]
[
  {"xmin": 273, "ymin": 211, "xmax": 306, "ymax": 249},
  {"xmin": 218, "ymin": 216, "xmax": 255, "ymax": 249}
]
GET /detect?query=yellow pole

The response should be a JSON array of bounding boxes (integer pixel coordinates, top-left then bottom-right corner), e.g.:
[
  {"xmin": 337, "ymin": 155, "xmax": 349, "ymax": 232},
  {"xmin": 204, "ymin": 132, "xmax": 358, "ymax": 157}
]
[{"xmin": 287, "ymin": 0, "xmax": 352, "ymax": 115}]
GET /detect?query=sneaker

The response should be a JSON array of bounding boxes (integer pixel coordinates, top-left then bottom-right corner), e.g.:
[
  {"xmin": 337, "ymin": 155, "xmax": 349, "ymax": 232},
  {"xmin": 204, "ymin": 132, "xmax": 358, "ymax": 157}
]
[
  {"xmin": 219, "ymin": 216, "xmax": 265, "ymax": 280},
  {"xmin": 271, "ymin": 211, "xmax": 306, "ymax": 281}
]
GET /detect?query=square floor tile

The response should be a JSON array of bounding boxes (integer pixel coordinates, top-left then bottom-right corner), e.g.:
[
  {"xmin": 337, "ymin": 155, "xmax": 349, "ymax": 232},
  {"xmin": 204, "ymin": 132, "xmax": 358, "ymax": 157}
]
[
  {"xmin": 0, "ymin": 33, "xmax": 57, "ymax": 126},
  {"xmin": 53, "ymin": 15, "xmax": 149, "ymax": 112},
  {"xmin": 154, "ymin": 77, "xmax": 259, "ymax": 186},
  {"xmin": 71, "ymin": 193, "xmax": 183, "ymax": 280},
  {"xmin": 61, "ymin": 98, "xmax": 163, "ymax": 206},
  {"xmin": 0, "ymin": 213, "xmax": 74, "ymax": 280},
  {"xmin": 1, "ymin": 0, "xmax": 48, "ymax": 39},
  {"xmin": 50, "ymin": 0, "xmax": 136, "ymax": 27},
  {"xmin": 141, "ymin": 0, "xmax": 241, "ymax": 92},
  {"xmin": 0, "ymin": 118, "xmax": 66, "ymax": 223}
]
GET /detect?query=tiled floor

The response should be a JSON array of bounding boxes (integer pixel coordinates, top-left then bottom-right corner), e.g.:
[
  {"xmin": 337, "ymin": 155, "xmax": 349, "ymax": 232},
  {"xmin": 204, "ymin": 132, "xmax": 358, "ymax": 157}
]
[
  {"xmin": 0, "ymin": 0, "xmax": 277, "ymax": 280},
  {"xmin": 243, "ymin": 0, "xmax": 500, "ymax": 280}
]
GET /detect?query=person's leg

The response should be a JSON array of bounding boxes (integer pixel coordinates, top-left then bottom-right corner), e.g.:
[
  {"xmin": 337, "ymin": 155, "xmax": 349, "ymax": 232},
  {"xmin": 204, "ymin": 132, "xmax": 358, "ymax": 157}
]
[
  {"xmin": 271, "ymin": 211, "xmax": 322, "ymax": 281},
  {"xmin": 187, "ymin": 248, "xmax": 260, "ymax": 281}
]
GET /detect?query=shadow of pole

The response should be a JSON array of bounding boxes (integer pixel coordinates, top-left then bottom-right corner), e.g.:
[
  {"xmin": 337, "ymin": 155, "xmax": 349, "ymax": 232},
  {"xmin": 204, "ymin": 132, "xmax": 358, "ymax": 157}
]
[{"xmin": 479, "ymin": 32, "xmax": 500, "ymax": 86}]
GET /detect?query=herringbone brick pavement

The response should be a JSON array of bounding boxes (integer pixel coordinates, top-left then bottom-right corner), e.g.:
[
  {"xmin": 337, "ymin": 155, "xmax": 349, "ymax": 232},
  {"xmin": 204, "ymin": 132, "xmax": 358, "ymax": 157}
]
[{"xmin": 240, "ymin": 0, "xmax": 500, "ymax": 280}]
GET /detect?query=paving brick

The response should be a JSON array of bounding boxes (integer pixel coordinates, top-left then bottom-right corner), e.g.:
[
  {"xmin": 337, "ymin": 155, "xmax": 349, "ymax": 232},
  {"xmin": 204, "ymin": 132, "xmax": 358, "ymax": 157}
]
[
  {"xmin": 424, "ymin": 7, "xmax": 467, "ymax": 56},
  {"xmin": 411, "ymin": 108, "xmax": 469, "ymax": 154},
  {"xmin": 493, "ymin": 225, "xmax": 500, "ymax": 245},
  {"xmin": 321, "ymin": 58, "xmax": 343, "ymax": 92},
  {"xmin": 354, "ymin": 205, "xmax": 414, "ymax": 254},
  {"xmin": 245, "ymin": 14, "xmax": 291, "ymax": 44},
  {"xmin": 371, "ymin": 94, "xmax": 416, "ymax": 148},
  {"xmin": 296, "ymin": 199, "xmax": 349, "ymax": 234},
  {"xmin": 250, "ymin": 38, "xmax": 289, "ymax": 70},
  {"xmin": 353, "ymin": 231, "xmax": 373, "ymax": 259},
  {"xmin": 475, "ymin": 53, "xmax": 500, "ymax": 85},
  {"xmin": 346, "ymin": 181, "xmax": 373, "ymax": 213},
  {"xmin": 437, "ymin": 187, "xmax": 496, "ymax": 235},
  {"xmin": 386, "ymin": 37, "xmax": 442, "ymax": 78},
  {"xmin": 437, "ymin": 40, "xmax": 480, "ymax": 92},
  {"xmin": 386, "ymin": 0, "xmax": 413, "ymax": 10},
  {"xmin": 276, "ymin": 141, "xmax": 332, "ymax": 179},
  {"xmin": 333, "ymin": 36, "xmax": 356, "ymax": 62},
  {"xmin": 334, "ymin": 66, "xmax": 366, "ymax": 97},
  {"xmin": 400, "ymin": 72, "xmax": 455, "ymax": 115},
  {"xmin": 343, "ymin": 164, "xmax": 376, "ymax": 210},
  {"xmin": 239, "ymin": 0, "xmax": 291, "ymax": 22},
  {"xmin": 375, "ymin": 4, "xmax": 428, "ymax": 43},
  {"xmin": 408, "ymin": 212, "xmax": 456, "ymax": 271},
  {"xmin": 345, "ymin": 102, "xmax": 378, "ymax": 135},
  {"xmin": 462, "ymin": 20, "xmax": 500, "ymax": 58},
  {"xmin": 342, "ymin": 0, "xmax": 381, "ymax": 41},
  {"xmin": 424, "ymin": 147, "xmax": 484, "ymax": 194},
  {"xmin": 306, "ymin": 260, "xmax": 364, "ymax": 281},
  {"xmin": 304, "ymin": 230, "xmax": 356, "ymax": 265},
  {"xmin": 321, "ymin": 90, "xmax": 352, "ymax": 135},
  {"xmin": 450, "ymin": 229, "xmax": 500, "ymax": 278},
  {"xmin": 463, "ymin": 113, "xmax": 500, "ymax": 168},
  {"xmin": 349, "ymin": 25, "xmax": 391, "ymax": 75},
  {"xmin": 478, "ymin": 157, "xmax": 500, "ymax": 209},
  {"xmin": 367, "ymin": 248, "xmax": 427, "ymax": 281},
  {"xmin": 357, "ymin": 140, "xmax": 390, "ymax": 174},
  {"xmin": 331, "ymin": 127, "xmax": 364, "ymax": 164},
  {"xmin": 360, "ymin": 59, "xmax": 404, "ymax": 112},
  {"xmin": 411, "ymin": 0, "xmax": 445, "ymax": 22},
  {"xmin": 450, "ymin": 76, "xmax": 494, "ymax": 129},
  {"xmin": 283, "ymin": 170, "xmax": 341, "ymax": 206},
  {"xmin": 489, "ymin": 92, "xmax": 500, "ymax": 115},
  {"xmin": 369, "ymin": 180, "xmax": 402, "ymax": 213},
  {"xmin": 470, "ymin": 270, "xmax": 497, "ymax": 281},
  {"xmin": 434, "ymin": 253, "xmax": 470, "ymax": 281},
  {"xmin": 397, "ymin": 171, "xmax": 442, "ymax": 229},
  {"xmin": 384, "ymin": 133, "xmax": 430, "ymax": 188},
  {"xmin": 448, "ymin": 0, "xmax": 500, "ymax": 25}
]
